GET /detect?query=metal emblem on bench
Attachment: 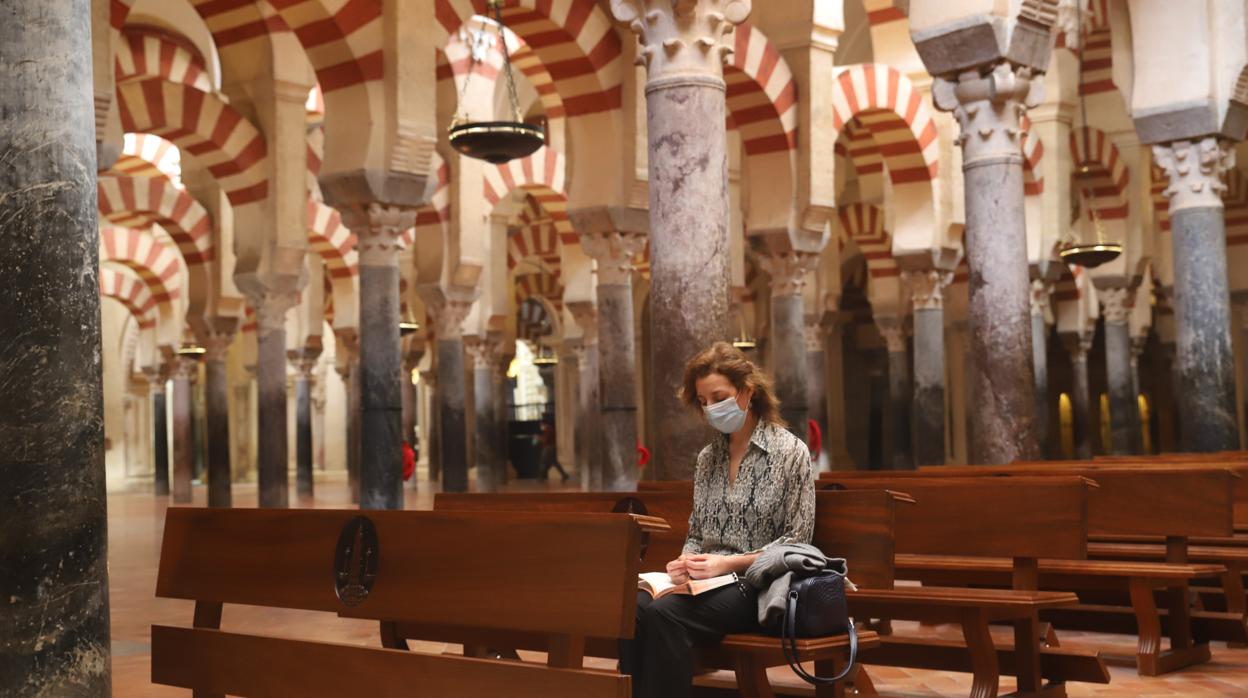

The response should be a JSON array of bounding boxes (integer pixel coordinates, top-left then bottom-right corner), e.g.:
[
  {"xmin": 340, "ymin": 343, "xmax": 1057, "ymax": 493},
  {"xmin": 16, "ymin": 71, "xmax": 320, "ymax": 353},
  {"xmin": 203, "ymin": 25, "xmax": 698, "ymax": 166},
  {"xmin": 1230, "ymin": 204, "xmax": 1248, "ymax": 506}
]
[{"xmin": 334, "ymin": 516, "xmax": 379, "ymax": 607}]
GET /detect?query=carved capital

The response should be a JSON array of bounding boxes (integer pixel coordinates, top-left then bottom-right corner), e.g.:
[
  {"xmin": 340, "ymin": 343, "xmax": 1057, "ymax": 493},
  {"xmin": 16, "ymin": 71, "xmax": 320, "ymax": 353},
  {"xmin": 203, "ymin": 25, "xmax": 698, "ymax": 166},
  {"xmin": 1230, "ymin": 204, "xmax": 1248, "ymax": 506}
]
[
  {"xmin": 933, "ymin": 62, "xmax": 1043, "ymax": 167},
  {"xmin": 465, "ymin": 337, "xmax": 503, "ymax": 372},
  {"xmin": 142, "ymin": 366, "xmax": 167, "ymax": 394},
  {"xmin": 173, "ymin": 355, "xmax": 199, "ymax": 382},
  {"xmin": 1130, "ymin": 335, "xmax": 1147, "ymax": 362},
  {"xmin": 337, "ymin": 202, "xmax": 417, "ymax": 266},
  {"xmin": 568, "ymin": 301, "xmax": 599, "ymax": 345},
  {"xmin": 427, "ymin": 297, "xmax": 474, "ymax": 341},
  {"xmin": 582, "ymin": 230, "xmax": 647, "ymax": 287},
  {"xmin": 756, "ymin": 250, "xmax": 819, "ymax": 297},
  {"xmin": 1152, "ymin": 137, "xmax": 1235, "ymax": 212},
  {"xmin": 877, "ymin": 322, "xmax": 908, "ymax": 354},
  {"xmin": 1029, "ymin": 279, "xmax": 1054, "ymax": 319},
  {"xmin": 1069, "ymin": 332, "xmax": 1094, "ymax": 362},
  {"xmin": 903, "ymin": 269, "xmax": 953, "ymax": 311},
  {"xmin": 202, "ymin": 330, "xmax": 235, "ymax": 364},
  {"xmin": 1099, "ymin": 286, "xmax": 1132, "ymax": 326},
  {"xmin": 804, "ymin": 322, "xmax": 824, "ymax": 354},
  {"xmin": 610, "ymin": 0, "xmax": 751, "ymax": 88},
  {"xmin": 292, "ymin": 355, "xmax": 319, "ymax": 381},
  {"xmin": 250, "ymin": 290, "xmax": 299, "ymax": 335}
]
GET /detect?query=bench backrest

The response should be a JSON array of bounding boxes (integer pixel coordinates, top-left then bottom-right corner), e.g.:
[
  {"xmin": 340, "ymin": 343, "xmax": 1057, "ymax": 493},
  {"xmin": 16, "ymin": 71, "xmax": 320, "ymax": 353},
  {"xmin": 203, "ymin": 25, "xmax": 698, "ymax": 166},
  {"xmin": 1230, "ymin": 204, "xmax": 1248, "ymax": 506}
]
[
  {"xmin": 911, "ymin": 466, "xmax": 1236, "ymax": 538},
  {"xmin": 817, "ymin": 475, "xmax": 1090, "ymax": 560},
  {"xmin": 436, "ymin": 489, "xmax": 909, "ymax": 591}
]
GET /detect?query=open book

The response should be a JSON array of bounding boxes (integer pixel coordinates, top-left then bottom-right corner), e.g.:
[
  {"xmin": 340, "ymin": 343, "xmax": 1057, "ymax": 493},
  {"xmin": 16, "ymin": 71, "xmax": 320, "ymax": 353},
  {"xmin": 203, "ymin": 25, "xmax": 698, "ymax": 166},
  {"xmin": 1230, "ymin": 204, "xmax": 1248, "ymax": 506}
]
[{"xmin": 638, "ymin": 572, "xmax": 739, "ymax": 600}]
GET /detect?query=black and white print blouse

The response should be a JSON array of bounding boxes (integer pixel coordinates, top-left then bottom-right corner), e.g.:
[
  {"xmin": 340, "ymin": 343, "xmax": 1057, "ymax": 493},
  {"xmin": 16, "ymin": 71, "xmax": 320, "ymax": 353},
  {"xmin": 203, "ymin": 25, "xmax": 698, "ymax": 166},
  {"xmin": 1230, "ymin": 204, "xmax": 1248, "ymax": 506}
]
[{"xmin": 682, "ymin": 419, "xmax": 816, "ymax": 556}]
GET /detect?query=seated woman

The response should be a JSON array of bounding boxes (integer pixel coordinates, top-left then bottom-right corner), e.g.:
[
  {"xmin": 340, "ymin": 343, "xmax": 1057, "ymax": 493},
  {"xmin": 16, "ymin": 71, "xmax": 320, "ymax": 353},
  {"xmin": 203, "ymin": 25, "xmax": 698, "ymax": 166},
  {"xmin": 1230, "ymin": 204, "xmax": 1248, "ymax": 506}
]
[{"xmin": 620, "ymin": 342, "xmax": 815, "ymax": 698}]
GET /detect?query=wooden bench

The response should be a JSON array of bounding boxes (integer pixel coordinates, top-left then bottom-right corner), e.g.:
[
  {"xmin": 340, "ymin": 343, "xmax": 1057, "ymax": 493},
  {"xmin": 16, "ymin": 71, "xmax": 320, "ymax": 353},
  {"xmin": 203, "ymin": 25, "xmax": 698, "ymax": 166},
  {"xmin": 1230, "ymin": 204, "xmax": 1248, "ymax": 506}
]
[
  {"xmin": 433, "ymin": 489, "xmax": 883, "ymax": 698},
  {"xmin": 151, "ymin": 507, "xmax": 658, "ymax": 697},
  {"xmin": 889, "ymin": 467, "xmax": 1240, "ymax": 674},
  {"xmin": 490, "ymin": 486, "xmax": 1106, "ymax": 697}
]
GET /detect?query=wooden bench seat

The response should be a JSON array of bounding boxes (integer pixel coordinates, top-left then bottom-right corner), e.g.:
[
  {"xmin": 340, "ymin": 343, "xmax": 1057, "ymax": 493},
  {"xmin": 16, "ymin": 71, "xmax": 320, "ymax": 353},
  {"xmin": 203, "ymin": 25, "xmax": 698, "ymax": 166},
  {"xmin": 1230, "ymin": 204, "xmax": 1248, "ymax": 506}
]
[{"xmin": 151, "ymin": 507, "xmax": 656, "ymax": 697}]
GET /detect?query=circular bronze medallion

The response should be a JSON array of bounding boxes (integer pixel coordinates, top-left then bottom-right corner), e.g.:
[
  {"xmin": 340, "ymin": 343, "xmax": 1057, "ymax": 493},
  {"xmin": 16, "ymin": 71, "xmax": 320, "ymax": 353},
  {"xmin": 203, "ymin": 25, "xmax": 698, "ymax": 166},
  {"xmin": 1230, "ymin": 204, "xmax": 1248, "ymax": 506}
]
[{"xmin": 334, "ymin": 516, "xmax": 379, "ymax": 607}]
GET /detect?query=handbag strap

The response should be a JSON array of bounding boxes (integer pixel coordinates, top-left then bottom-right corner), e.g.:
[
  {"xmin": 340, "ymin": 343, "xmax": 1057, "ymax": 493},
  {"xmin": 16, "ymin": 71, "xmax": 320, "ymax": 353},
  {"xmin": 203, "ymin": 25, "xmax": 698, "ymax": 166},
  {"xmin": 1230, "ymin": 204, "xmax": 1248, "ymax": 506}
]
[{"xmin": 781, "ymin": 589, "xmax": 857, "ymax": 686}]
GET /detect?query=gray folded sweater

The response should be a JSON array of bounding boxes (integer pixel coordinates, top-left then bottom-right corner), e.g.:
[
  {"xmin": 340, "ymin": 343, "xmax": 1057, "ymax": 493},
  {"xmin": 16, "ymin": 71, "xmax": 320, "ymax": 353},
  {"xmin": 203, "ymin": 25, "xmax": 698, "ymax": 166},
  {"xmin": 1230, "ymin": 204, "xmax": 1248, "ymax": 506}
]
[{"xmin": 744, "ymin": 543, "xmax": 842, "ymax": 629}]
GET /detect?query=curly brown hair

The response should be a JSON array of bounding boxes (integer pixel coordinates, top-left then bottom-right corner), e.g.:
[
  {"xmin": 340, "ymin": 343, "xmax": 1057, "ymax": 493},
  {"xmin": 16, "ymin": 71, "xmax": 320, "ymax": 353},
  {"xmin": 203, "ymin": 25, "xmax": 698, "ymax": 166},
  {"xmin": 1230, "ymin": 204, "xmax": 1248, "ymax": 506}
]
[{"xmin": 678, "ymin": 342, "xmax": 786, "ymax": 427}]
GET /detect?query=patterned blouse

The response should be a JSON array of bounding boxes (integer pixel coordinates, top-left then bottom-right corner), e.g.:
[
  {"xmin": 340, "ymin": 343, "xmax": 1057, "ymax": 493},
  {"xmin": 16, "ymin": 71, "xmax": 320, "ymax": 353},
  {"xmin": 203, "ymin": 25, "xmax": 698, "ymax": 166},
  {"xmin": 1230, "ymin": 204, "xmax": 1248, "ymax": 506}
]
[{"xmin": 682, "ymin": 420, "xmax": 816, "ymax": 556}]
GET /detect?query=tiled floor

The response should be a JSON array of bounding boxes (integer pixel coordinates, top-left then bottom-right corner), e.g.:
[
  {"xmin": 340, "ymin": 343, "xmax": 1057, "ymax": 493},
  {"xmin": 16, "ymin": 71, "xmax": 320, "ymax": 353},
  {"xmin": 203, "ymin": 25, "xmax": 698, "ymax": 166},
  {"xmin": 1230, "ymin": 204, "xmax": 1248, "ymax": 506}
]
[{"xmin": 107, "ymin": 481, "xmax": 1248, "ymax": 696}]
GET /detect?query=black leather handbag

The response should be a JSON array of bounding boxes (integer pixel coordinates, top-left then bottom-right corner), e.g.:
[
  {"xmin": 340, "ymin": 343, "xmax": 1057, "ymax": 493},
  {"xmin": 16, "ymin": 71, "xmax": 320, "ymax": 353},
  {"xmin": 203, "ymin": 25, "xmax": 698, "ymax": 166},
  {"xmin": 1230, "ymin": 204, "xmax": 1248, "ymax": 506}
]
[{"xmin": 779, "ymin": 559, "xmax": 857, "ymax": 686}]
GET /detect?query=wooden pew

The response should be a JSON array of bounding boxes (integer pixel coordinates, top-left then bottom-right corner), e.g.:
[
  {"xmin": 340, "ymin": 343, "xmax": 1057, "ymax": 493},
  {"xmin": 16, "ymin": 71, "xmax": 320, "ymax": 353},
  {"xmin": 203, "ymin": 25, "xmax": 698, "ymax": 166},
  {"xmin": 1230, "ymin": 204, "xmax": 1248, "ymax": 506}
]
[
  {"xmin": 441, "ymin": 488, "xmax": 1107, "ymax": 697},
  {"xmin": 848, "ymin": 467, "xmax": 1238, "ymax": 674},
  {"xmin": 151, "ymin": 507, "xmax": 657, "ymax": 697}
]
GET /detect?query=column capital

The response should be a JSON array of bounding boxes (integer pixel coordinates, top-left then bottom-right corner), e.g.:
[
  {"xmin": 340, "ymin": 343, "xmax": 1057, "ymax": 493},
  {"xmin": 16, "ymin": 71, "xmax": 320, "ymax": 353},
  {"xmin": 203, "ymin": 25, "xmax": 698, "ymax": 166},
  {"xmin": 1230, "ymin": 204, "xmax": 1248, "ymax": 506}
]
[
  {"xmin": 1152, "ymin": 137, "xmax": 1235, "ymax": 212},
  {"xmin": 610, "ymin": 0, "xmax": 751, "ymax": 88},
  {"xmin": 581, "ymin": 230, "xmax": 648, "ymax": 287},
  {"xmin": 568, "ymin": 300, "xmax": 599, "ymax": 345},
  {"xmin": 903, "ymin": 269, "xmax": 953, "ymax": 311},
  {"xmin": 1098, "ymin": 286, "xmax": 1132, "ymax": 326},
  {"xmin": 201, "ymin": 329, "xmax": 235, "ymax": 364},
  {"xmin": 420, "ymin": 285, "xmax": 477, "ymax": 341},
  {"xmin": 142, "ymin": 365, "xmax": 168, "ymax": 393},
  {"xmin": 173, "ymin": 355, "xmax": 199, "ymax": 381},
  {"xmin": 932, "ymin": 62, "xmax": 1043, "ymax": 167},
  {"xmin": 1064, "ymin": 332, "xmax": 1094, "ymax": 362},
  {"xmin": 804, "ymin": 321, "xmax": 824, "ymax": 354},
  {"xmin": 1130, "ymin": 334, "xmax": 1148, "ymax": 361},
  {"xmin": 1030, "ymin": 279, "xmax": 1054, "ymax": 320},
  {"xmin": 756, "ymin": 249, "xmax": 819, "ymax": 297},
  {"xmin": 290, "ymin": 354, "xmax": 319, "ymax": 380},
  {"xmin": 464, "ymin": 337, "xmax": 498, "ymax": 371},
  {"xmin": 337, "ymin": 202, "xmax": 417, "ymax": 266},
  {"xmin": 876, "ymin": 320, "xmax": 908, "ymax": 354},
  {"xmin": 249, "ymin": 289, "xmax": 299, "ymax": 335}
]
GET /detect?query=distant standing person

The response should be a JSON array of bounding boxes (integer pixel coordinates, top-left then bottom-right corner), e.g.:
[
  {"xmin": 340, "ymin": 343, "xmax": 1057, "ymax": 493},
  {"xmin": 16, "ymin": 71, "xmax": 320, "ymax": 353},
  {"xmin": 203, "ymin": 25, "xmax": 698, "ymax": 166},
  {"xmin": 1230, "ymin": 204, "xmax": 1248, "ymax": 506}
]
[{"xmin": 539, "ymin": 416, "xmax": 569, "ymax": 482}]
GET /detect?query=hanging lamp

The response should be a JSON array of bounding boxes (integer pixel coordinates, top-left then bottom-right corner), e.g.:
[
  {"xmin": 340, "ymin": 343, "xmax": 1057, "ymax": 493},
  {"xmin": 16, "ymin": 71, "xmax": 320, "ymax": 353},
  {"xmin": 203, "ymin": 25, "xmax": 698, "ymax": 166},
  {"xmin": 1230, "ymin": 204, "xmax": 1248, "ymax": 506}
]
[
  {"xmin": 731, "ymin": 315, "xmax": 757, "ymax": 350},
  {"xmin": 447, "ymin": 1, "xmax": 545, "ymax": 164},
  {"xmin": 533, "ymin": 345, "xmax": 558, "ymax": 366},
  {"xmin": 1058, "ymin": 0, "xmax": 1121, "ymax": 269}
]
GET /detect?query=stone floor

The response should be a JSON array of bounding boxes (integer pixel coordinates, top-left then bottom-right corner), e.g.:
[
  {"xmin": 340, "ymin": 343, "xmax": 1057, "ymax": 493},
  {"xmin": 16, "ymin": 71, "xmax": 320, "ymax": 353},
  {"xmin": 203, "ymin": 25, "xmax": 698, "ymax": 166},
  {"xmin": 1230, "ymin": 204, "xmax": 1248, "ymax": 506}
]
[{"xmin": 108, "ymin": 481, "xmax": 1248, "ymax": 696}]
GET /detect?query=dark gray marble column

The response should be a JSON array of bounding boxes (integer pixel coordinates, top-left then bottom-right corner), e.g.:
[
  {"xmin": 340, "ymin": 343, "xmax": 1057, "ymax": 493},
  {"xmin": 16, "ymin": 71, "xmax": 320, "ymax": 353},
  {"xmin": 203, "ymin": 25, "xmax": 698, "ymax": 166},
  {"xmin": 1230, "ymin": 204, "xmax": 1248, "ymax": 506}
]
[
  {"xmin": 575, "ymin": 216, "xmax": 646, "ymax": 492},
  {"xmin": 493, "ymin": 354, "xmax": 512, "ymax": 485},
  {"xmin": 612, "ymin": 0, "xmax": 745, "ymax": 480},
  {"xmin": 1030, "ymin": 281, "xmax": 1053, "ymax": 457},
  {"xmin": 823, "ymin": 316, "xmax": 853, "ymax": 467},
  {"xmin": 1154, "ymin": 138, "xmax": 1238, "ymax": 452},
  {"xmin": 146, "ymin": 368, "xmax": 171, "ymax": 496},
  {"xmin": 429, "ymin": 296, "xmax": 473, "ymax": 492},
  {"xmin": 334, "ymin": 349, "xmax": 361, "ymax": 504},
  {"xmin": 293, "ymin": 355, "xmax": 316, "ymax": 498},
  {"xmin": 468, "ymin": 341, "xmax": 498, "ymax": 492},
  {"xmin": 171, "ymin": 356, "xmax": 197, "ymax": 503},
  {"xmin": 1130, "ymin": 335, "xmax": 1147, "ymax": 453},
  {"xmin": 805, "ymin": 322, "xmax": 828, "ymax": 462},
  {"xmin": 1066, "ymin": 333, "xmax": 1095, "ymax": 460},
  {"xmin": 879, "ymin": 322, "xmax": 913, "ymax": 470},
  {"xmin": 1100, "ymin": 287, "xmax": 1137, "ymax": 455},
  {"xmin": 0, "ymin": 0, "xmax": 112, "ymax": 688},
  {"xmin": 401, "ymin": 354, "xmax": 418, "ymax": 447},
  {"xmin": 907, "ymin": 270, "xmax": 952, "ymax": 467},
  {"xmin": 572, "ymin": 335, "xmax": 604, "ymax": 490},
  {"xmin": 934, "ymin": 64, "xmax": 1042, "ymax": 464},
  {"xmin": 253, "ymin": 292, "xmax": 296, "ymax": 508},
  {"xmin": 759, "ymin": 252, "xmax": 818, "ymax": 439},
  {"xmin": 203, "ymin": 333, "xmax": 233, "ymax": 507}
]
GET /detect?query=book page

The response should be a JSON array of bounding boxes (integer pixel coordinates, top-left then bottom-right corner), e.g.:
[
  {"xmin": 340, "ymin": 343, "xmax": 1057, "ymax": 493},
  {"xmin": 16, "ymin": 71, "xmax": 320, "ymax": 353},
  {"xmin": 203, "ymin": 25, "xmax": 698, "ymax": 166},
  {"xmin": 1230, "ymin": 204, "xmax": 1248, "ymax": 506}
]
[
  {"xmin": 687, "ymin": 573, "xmax": 738, "ymax": 596},
  {"xmin": 638, "ymin": 572, "xmax": 676, "ymax": 597}
]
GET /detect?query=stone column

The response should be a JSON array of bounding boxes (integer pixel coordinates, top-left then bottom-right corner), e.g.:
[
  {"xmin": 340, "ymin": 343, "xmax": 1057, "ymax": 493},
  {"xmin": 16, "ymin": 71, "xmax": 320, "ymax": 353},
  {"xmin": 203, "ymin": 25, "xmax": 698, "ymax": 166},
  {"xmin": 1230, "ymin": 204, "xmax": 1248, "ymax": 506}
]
[
  {"xmin": 576, "ymin": 213, "xmax": 647, "ymax": 492},
  {"xmin": 906, "ymin": 270, "xmax": 952, "ymax": 467},
  {"xmin": 427, "ymin": 295, "xmax": 473, "ymax": 492},
  {"xmin": 933, "ymin": 64, "xmax": 1043, "ymax": 464},
  {"xmin": 467, "ymin": 339, "xmax": 499, "ymax": 492},
  {"xmin": 0, "ymin": 3, "xmax": 111, "ymax": 689},
  {"xmin": 758, "ymin": 251, "xmax": 820, "ymax": 439},
  {"xmin": 252, "ymin": 291, "xmax": 297, "ymax": 508},
  {"xmin": 171, "ymin": 355, "xmax": 198, "ymax": 503},
  {"xmin": 612, "ymin": 0, "xmax": 749, "ymax": 480},
  {"xmin": 1030, "ymin": 281, "xmax": 1054, "ymax": 457},
  {"xmin": 292, "ymin": 354, "xmax": 318, "ymax": 498},
  {"xmin": 493, "ymin": 351, "xmax": 513, "ymax": 484},
  {"xmin": 823, "ymin": 314, "xmax": 853, "ymax": 467},
  {"xmin": 1065, "ymin": 333, "xmax": 1095, "ymax": 460},
  {"xmin": 401, "ymin": 353, "xmax": 419, "ymax": 447},
  {"xmin": 805, "ymin": 320, "xmax": 828, "ymax": 464},
  {"xmin": 339, "ymin": 205, "xmax": 416, "ymax": 509},
  {"xmin": 1153, "ymin": 138, "xmax": 1238, "ymax": 451},
  {"xmin": 144, "ymin": 367, "xmax": 171, "ymax": 496},
  {"xmin": 420, "ymin": 368, "xmax": 440, "ymax": 482},
  {"xmin": 202, "ymin": 331, "xmax": 234, "ymax": 507},
  {"xmin": 1099, "ymin": 286, "xmax": 1137, "ymax": 455},
  {"xmin": 878, "ymin": 321, "xmax": 912, "ymax": 470},
  {"xmin": 1130, "ymin": 335, "xmax": 1147, "ymax": 453},
  {"xmin": 570, "ymin": 304, "xmax": 604, "ymax": 490}
]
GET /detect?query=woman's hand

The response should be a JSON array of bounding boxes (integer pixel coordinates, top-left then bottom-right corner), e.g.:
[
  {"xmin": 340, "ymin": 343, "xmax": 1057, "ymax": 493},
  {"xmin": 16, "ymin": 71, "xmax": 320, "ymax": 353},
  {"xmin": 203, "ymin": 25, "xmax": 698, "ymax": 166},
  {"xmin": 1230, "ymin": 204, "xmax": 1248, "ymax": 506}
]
[
  {"xmin": 684, "ymin": 554, "xmax": 737, "ymax": 580},
  {"xmin": 666, "ymin": 555, "xmax": 691, "ymax": 584}
]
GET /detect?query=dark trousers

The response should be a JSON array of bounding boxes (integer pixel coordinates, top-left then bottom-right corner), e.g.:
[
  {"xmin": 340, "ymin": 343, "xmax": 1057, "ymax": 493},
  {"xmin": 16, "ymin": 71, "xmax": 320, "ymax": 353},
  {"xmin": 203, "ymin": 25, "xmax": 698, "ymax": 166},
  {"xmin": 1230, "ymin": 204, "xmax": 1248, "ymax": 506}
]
[{"xmin": 619, "ymin": 584, "xmax": 760, "ymax": 698}]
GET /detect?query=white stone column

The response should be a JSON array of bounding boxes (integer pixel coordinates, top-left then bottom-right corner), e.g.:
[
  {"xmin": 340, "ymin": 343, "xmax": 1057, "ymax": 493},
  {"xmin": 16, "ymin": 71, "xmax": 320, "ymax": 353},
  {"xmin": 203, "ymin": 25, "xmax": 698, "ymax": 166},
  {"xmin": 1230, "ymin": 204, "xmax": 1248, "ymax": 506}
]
[{"xmin": 1030, "ymin": 281, "xmax": 1054, "ymax": 458}]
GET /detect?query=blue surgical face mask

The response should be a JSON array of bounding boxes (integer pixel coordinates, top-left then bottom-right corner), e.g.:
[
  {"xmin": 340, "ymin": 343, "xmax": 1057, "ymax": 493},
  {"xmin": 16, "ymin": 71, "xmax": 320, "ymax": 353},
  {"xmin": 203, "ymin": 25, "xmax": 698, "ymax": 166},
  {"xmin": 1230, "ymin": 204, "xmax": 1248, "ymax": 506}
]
[{"xmin": 704, "ymin": 394, "xmax": 748, "ymax": 434}]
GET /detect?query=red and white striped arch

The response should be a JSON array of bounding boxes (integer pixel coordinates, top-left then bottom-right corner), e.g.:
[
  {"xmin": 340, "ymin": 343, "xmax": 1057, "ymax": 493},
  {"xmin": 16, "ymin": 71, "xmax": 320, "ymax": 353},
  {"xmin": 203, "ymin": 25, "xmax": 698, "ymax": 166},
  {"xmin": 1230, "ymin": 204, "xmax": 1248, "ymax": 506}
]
[
  {"xmin": 513, "ymin": 270, "xmax": 564, "ymax": 312},
  {"xmin": 115, "ymin": 133, "xmax": 183, "ymax": 186},
  {"xmin": 99, "ymin": 226, "xmax": 183, "ymax": 306},
  {"xmin": 1070, "ymin": 126, "xmax": 1129, "ymax": 220},
  {"xmin": 115, "ymin": 29, "xmax": 212, "ymax": 91},
  {"xmin": 830, "ymin": 64, "xmax": 939, "ymax": 184},
  {"xmin": 1225, "ymin": 169, "xmax": 1248, "ymax": 247},
  {"xmin": 516, "ymin": 295, "xmax": 556, "ymax": 341},
  {"xmin": 97, "ymin": 174, "xmax": 214, "ymax": 267},
  {"xmin": 725, "ymin": 23, "xmax": 797, "ymax": 157},
  {"xmin": 435, "ymin": 0, "xmax": 622, "ymax": 117},
  {"xmin": 99, "ymin": 267, "xmax": 157, "ymax": 330},
  {"xmin": 835, "ymin": 117, "xmax": 886, "ymax": 197},
  {"xmin": 837, "ymin": 203, "xmax": 897, "ymax": 279},
  {"xmin": 507, "ymin": 194, "xmax": 562, "ymax": 271},
  {"xmin": 862, "ymin": 0, "xmax": 907, "ymax": 25},
  {"xmin": 484, "ymin": 147, "xmax": 575, "ymax": 245},
  {"xmin": 307, "ymin": 199, "xmax": 358, "ymax": 280},
  {"xmin": 1020, "ymin": 115, "xmax": 1045, "ymax": 195},
  {"xmin": 116, "ymin": 79, "xmax": 268, "ymax": 205}
]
